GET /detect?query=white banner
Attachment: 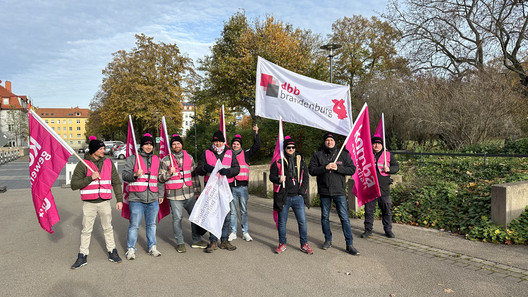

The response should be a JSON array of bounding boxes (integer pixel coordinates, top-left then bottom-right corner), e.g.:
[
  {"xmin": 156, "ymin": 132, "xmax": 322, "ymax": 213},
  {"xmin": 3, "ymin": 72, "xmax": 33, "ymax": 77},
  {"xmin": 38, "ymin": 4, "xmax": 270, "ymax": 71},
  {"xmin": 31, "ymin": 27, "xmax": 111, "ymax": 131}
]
[
  {"xmin": 189, "ymin": 160, "xmax": 233, "ymax": 239},
  {"xmin": 255, "ymin": 56, "xmax": 352, "ymax": 136}
]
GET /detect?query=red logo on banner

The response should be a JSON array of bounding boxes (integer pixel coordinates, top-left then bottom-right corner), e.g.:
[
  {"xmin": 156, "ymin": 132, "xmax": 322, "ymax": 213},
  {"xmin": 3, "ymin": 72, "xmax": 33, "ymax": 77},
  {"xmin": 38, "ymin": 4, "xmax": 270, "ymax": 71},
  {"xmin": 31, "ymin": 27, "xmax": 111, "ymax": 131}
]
[{"xmin": 332, "ymin": 99, "xmax": 348, "ymax": 120}]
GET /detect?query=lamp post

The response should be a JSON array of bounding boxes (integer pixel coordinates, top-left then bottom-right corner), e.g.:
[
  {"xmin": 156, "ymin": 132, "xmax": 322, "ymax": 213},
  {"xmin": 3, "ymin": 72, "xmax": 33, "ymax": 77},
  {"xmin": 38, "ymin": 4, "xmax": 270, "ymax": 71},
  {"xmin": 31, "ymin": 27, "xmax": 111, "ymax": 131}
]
[{"xmin": 320, "ymin": 43, "xmax": 342, "ymax": 83}]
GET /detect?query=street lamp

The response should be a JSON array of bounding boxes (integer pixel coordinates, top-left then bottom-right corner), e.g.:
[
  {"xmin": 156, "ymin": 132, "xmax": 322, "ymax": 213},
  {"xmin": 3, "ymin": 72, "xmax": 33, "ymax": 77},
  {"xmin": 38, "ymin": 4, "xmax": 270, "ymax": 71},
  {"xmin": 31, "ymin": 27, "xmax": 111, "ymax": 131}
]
[{"xmin": 320, "ymin": 43, "xmax": 342, "ymax": 83}]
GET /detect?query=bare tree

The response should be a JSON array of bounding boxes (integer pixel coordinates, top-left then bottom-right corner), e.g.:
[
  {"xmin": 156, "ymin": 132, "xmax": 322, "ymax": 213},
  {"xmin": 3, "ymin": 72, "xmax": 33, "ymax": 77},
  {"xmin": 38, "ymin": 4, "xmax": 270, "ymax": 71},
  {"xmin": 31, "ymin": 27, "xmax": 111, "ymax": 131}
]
[{"xmin": 385, "ymin": 0, "xmax": 528, "ymax": 88}]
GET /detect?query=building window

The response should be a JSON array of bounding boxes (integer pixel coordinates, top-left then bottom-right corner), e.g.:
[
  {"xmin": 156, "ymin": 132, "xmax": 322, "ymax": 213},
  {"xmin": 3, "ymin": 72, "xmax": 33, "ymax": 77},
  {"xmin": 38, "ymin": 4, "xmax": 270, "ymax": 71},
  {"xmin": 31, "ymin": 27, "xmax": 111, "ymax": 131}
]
[
  {"xmin": 78, "ymin": 141, "xmax": 81, "ymax": 144},
  {"xmin": 45, "ymin": 120, "xmax": 49, "ymax": 123},
  {"xmin": 63, "ymin": 134, "xmax": 67, "ymax": 138},
  {"xmin": 8, "ymin": 124, "xmax": 14, "ymax": 131},
  {"xmin": 63, "ymin": 126, "xmax": 66, "ymax": 131},
  {"xmin": 77, "ymin": 134, "xmax": 81, "ymax": 138},
  {"xmin": 69, "ymin": 120, "xmax": 72, "ymax": 124},
  {"xmin": 69, "ymin": 134, "xmax": 72, "ymax": 138},
  {"xmin": 51, "ymin": 113, "xmax": 54, "ymax": 115},
  {"xmin": 57, "ymin": 127, "xmax": 61, "ymax": 131},
  {"xmin": 76, "ymin": 112, "xmax": 81, "ymax": 116},
  {"xmin": 52, "ymin": 127, "xmax": 55, "ymax": 131},
  {"xmin": 63, "ymin": 120, "xmax": 66, "ymax": 124},
  {"xmin": 51, "ymin": 120, "xmax": 55, "ymax": 124},
  {"xmin": 77, "ymin": 119, "xmax": 80, "ymax": 123},
  {"xmin": 69, "ymin": 127, "xmax": 72, "ymax": 131},
  {"xmin": 77, "ymin": 127, "xmax": 81, "ymax": 131}
]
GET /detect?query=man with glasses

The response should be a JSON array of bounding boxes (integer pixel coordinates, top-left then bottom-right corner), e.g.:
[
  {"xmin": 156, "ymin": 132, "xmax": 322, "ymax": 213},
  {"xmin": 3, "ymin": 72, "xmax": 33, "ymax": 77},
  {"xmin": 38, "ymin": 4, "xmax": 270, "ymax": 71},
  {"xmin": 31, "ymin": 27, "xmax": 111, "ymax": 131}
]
[
  {"xmin": 308, "ymin": 132, "xmax": 359, "ymax": 255},
  {"xmin": 269, "ymin": 136, "xmax": 312, "ymax": 254}
]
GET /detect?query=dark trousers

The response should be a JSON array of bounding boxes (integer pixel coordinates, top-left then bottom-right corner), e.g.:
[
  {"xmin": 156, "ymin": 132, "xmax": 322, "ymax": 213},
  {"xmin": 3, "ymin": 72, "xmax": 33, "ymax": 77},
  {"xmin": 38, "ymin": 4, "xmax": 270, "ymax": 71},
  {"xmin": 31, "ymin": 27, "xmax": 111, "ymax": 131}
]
[{"xmin": 364, "ymin": 195, "xmax": 392, "ymax": 233}]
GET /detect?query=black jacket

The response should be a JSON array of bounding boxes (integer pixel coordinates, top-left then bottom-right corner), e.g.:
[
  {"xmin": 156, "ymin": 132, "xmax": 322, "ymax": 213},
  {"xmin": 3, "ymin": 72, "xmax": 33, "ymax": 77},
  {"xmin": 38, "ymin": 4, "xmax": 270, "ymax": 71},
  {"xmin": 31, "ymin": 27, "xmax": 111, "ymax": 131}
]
[
  {"xmin": 269, "ymin": 152, "xmax": 309, "ymax": 211},
  {"xmin": 308, "ymin": 147, "xmax": 356, "ymax": 196}
]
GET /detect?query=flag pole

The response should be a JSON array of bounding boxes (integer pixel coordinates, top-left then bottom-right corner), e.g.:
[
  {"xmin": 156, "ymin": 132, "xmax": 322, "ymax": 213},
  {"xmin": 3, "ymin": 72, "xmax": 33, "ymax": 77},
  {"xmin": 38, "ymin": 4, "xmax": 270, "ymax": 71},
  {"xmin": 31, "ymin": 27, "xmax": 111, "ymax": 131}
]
[
  {"xmin": 382, "ymin": 113, "xmax": 387, "ymax": 168},
  {"xmin": 162, "ymin": 116, "xmax": 174, "ymax": 168},
  {"xmin": 129, "ymin": 115, "xmax": 141, "ymax": 171},
  {"xmin": 333, "ymin": 103, "xmax": 368, "ymax": 163}
]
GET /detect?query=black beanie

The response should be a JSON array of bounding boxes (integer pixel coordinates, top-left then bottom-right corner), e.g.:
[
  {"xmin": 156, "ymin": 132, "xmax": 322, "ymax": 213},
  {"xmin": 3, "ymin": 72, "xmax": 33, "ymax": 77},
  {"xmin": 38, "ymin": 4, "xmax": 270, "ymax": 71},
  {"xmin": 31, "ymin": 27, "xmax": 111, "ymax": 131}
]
[
  {"xmin": 171, "ymin": 134, "xmax": 183, "ymax": 146},
  {"xmin": 231, "ymin": 134, "xmax": 242, "ymax": 145},
  {"xmin": 323, "ymin": 132, "xmax": 335, "ymax": 142},
  {"xmin": 283, "ymin": 136, "xmax": 296, "ymax": 149},
  {"xmin": 212, "ymin": 130, "xmax": 225, "ymax": 142},
  {"xmin": 141, "ymin": 133, "xmax": 154, "ymax": 146},
  {"xmin": 372, "ymin": 136, "xmax": 383, "ymax": 144},
  {"xmin": 88, "ymin": 136, "xmax": 104, "ymax": 154}
]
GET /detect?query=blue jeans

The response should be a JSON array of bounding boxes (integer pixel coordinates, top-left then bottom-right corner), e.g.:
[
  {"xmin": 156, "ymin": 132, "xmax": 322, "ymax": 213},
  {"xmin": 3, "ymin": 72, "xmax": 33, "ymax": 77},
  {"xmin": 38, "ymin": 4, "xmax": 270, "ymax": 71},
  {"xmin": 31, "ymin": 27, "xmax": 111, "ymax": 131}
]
[
  {"xmin": 278, "ymin": 195, "xmax": 308, "ymax": 246},
  {"xmin": 169, "ymin": 198, "xmax": 204, "ymax": 244},
  {"xmin": 320, "ymin": 195, "xmax": 354, "ymax": 246},
  {"xmin": 230, "ymin": 186, "xmax": 249, "ymax": 234},
  {"xmin": 209, "ymin": 209, "xmax": 231, "ymax": 243},
  {"xmin": 127, "ymin": 201, "xmax": 159, "ymax": 250}
]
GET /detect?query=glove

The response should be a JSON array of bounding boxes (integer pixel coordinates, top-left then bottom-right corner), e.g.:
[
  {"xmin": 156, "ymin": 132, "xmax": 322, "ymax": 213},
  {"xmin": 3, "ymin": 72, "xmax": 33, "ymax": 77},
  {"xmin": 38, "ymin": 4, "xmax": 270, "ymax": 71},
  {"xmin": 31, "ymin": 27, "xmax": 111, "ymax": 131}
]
[
  {"xmin": 204, "ymin": 164, "xmax": 214, "ymax": 173},
  {"xmin": 218, "ymin": 168, "xmax": 230, "ymax": 176}
]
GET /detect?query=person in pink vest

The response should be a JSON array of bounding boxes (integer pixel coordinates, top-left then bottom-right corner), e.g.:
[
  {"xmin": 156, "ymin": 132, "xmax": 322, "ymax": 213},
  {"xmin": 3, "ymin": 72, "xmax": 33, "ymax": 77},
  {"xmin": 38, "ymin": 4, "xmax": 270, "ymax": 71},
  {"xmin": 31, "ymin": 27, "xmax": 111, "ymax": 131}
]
[
  {"xmin": 158, "ymin": 134, "xmax": 208, "ymax": 253},
  {"xmin": 196, "ymin": 130, "xmax": 240, "ymax": 253},
  {"xmin": 122, "ymin": 133, "xmax": 162, "ymax": 260},
  {"xmin": 70, "ymin": 136, "xmax": 123, "ymax": 269},
  {"xmin": 361, "ymin": 136, "xmax": 400, "ymax": 238},
  {"xmin": 269, "ymin": 136, "xmax": 312, "ymax": 255},
  {"xmin": 228, "ymin": 124, "xmax": 260, "ymax": 242}
]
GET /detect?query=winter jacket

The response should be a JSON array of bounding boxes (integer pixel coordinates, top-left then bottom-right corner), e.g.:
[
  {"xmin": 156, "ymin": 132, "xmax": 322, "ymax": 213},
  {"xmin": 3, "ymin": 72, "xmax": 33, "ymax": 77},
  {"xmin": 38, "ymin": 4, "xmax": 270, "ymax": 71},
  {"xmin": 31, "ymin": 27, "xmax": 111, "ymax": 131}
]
[
  {"xmin": 374, "ymin": 150, "xmax": 399, "ymax": 197},
  {"xmin": 122, "ymin": 149, "xmax": 159, "ymax": 204},
  {"xmin": 269, "ymin": 152, "xmax": 309, "ymax": 211},
  {"xmin": 308, "ymin": 146, "xmax": 356, "ymax": 196}
]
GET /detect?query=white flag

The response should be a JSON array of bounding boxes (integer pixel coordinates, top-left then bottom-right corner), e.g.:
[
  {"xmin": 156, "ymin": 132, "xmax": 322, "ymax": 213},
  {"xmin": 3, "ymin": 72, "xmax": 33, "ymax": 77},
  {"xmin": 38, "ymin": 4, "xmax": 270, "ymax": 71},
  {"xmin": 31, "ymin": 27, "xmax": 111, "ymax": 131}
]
[
  {"xmin": 189, "ymin": 160, "xmax": 233, "ymax": 239},
  {"xmin": 255, "ymin": 56, "xmax": 352, "ymax": 136}
]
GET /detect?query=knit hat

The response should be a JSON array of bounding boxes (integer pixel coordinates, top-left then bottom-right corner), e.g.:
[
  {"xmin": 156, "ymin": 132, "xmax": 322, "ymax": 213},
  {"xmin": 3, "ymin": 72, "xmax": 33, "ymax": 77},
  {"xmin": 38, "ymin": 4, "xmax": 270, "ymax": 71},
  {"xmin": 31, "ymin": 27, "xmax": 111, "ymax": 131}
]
[
  {"xmin": 88, "ymin": 136, "xmax": 104, "ymax": 154},
  {"xmin": 283, "ymin": 136, "xmax": 296, "ymax": 149},
  {"xmin": 372, "ymin": 136, "xmax": 383, "ymax": 145},
  {"xmin": 231, "ymin": 134, "xmax": 242, "ymax": 146},
  {"xmin": 140, "ymin": 133, "xmax": 154, "ymax": 147},
  {"xmin": 323, "ymin": 132, "xmax": 335, "ymax": 142},
  {"xmin": 212, "ymin": 130, "xmax": 225, "ymax": 142},
  {"xmin": 171, "ymin": 134, "xmax": 183, "ymax": 146}
]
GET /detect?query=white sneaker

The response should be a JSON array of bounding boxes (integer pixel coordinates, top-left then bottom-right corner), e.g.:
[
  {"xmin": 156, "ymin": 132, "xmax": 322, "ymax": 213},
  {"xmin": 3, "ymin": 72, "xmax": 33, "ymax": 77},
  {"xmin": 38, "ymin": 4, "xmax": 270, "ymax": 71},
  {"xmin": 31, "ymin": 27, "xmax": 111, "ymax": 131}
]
[
  {"xmin": 242, "ymin": 233, "xmax": 253, "ymax": 242},
  {"xmin": 148, "ymin": 245, "xmax": 161, "ymax": 257},
  {"xmin": 125, "ymin": 248, "xmax": 136, "ymax": 260},
  {"xmin": 228, "ymin": 233, "xmax": 237, "ymax": 241}
]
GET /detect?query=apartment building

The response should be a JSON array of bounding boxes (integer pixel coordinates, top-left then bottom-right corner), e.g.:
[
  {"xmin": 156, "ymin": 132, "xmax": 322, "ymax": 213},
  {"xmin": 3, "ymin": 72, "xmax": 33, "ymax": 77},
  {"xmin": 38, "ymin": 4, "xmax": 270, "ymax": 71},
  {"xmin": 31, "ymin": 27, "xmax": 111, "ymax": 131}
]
[
  {"xmin": 181, "ymin": 102, "xmax": 194, "ymax": 137},
  {"xmin": 0, "ymin": 80, "xmax": 29, "ymax": 147},
  {"xmin": 34, "ymin": 107, "xmax": 90, "ymax": 149}
]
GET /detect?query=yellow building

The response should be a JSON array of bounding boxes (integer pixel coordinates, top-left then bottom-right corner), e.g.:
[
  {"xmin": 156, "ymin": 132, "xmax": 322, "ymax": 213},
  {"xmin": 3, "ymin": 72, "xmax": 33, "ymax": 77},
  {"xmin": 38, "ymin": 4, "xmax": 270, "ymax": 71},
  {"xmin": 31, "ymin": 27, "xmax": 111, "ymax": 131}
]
[{"xmin": 35, "ymin": 107, "xmax": 90, "ymax": 149}]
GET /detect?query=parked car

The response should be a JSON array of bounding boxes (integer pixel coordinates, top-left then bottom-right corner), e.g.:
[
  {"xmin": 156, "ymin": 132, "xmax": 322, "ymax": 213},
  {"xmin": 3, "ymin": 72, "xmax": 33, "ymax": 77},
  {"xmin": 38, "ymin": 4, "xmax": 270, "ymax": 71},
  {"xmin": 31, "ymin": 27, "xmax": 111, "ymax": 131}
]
[
  {"xmin": 104, "ymin": 141, "xmax": 123, "ymax": 155},
  {"xmin": 111, "ymin": 143, "xmax": 125, "ymax": 155},
  {"xmin": 113, "ymin": 145, "xmax": 127, "ymax": 159}
]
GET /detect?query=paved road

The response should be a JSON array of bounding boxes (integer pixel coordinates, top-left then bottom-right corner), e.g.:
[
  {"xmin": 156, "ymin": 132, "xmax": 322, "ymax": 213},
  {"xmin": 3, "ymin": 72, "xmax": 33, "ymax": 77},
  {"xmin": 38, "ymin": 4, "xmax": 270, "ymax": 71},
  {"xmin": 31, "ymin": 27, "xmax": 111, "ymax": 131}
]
[{"xmin": 1, "ymin": 157, "xmax": 527, "ymax": 296}]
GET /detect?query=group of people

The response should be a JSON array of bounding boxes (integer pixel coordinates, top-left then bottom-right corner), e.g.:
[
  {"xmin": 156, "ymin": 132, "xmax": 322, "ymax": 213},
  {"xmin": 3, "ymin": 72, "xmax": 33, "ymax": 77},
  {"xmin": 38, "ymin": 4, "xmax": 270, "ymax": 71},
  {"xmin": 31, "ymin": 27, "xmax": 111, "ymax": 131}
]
[{"xmin": 69, "ymin": 126, "xmax": 398, "ymax": 270}]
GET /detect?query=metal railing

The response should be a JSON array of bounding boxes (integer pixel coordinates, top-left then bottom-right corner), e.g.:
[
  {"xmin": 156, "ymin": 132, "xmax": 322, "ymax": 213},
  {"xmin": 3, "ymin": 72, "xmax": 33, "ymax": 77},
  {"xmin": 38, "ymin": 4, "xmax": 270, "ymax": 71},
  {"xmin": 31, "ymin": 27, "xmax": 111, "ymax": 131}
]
[
  {"xmin": 0, "ymin": 150, "xmax": 20, "ymax": 165},
  {"xmin": 392, "ymin": 151, "xmax": 528, "ymax": 165}
]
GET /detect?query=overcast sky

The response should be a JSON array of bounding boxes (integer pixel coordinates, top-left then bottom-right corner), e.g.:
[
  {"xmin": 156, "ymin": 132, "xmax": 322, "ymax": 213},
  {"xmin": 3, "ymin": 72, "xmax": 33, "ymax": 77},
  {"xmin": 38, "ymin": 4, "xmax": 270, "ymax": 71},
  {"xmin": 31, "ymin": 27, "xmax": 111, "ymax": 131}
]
[{"xmin": 2, "ymin": 0, "xmax": 388, "ymax": 108}]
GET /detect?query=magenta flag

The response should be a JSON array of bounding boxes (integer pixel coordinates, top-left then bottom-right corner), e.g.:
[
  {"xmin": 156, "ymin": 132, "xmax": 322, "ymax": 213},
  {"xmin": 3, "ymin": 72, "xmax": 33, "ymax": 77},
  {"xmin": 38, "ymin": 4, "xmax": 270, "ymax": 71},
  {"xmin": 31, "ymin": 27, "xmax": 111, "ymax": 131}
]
[
  {"xmin": 121, "ymin": 115, "xmax": 138, "ymax": 220},
  {"xmin": 157, "ymin": 117, "xmax": 171, "ymax": 222},
  {"xmin": 346, "ymin": 104, "xmax": 381, "ymax": 207},
  {"xmin": 374, "ymin": 116, "xmax": 383, "ymax": 138},
  {"xmin": 270, "ymin": 118, "xmax": 284, "ymax": 228},
  {"xmin": 29, "ymin": 110, "xmax": 74, "ymax": 233}
]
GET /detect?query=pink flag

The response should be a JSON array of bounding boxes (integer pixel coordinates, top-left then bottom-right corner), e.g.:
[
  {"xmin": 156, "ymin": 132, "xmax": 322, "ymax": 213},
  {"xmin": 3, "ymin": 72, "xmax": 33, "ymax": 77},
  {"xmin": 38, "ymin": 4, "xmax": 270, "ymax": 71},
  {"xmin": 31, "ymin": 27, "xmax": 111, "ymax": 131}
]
[
  {"xmin": 121, "ymin": 115, "xmax": 138, "ymax": 220},
  {"xmin": 346, "ymin": 104, "xmax": 381, "ymax": 207},
  {"xmin": 29, "ymin": 110, "xmax": 74, "ymax": 233},
  {"xmin": 270, "ymin": 118, "xmax": 284, "ymax": 228},
  {"xmin": 157, "ymin": 117, "xmax": 171, "ymax": 222},
  {"xmin": 219, "ymin": 105, "xmax": 227, "ymax": 143},
  {"xmin": 374, "ymin": 116, "xmax": 383, "ymax": 139}
]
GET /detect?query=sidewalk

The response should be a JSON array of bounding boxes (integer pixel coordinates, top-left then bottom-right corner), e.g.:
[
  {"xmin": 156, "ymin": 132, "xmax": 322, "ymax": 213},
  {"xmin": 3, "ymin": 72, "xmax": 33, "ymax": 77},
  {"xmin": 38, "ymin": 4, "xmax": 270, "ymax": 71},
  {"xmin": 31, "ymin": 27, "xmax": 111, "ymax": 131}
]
[{"xmin": 1, "ymin": 158, "xmax": 527, "ymax": 296}]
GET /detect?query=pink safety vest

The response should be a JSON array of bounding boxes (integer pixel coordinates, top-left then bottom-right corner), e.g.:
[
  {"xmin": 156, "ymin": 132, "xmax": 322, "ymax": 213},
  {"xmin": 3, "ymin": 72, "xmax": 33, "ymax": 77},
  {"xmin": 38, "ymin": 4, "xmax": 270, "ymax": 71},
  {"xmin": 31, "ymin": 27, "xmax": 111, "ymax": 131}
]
[
  {"xmin": 376, "ymin": 151, "xmax": 391, "ymax": 177},
  {"xmin": 129, "ymin": 155, "xmax": 159, "ymax": 192},
  {"xmin": 235, "ymin": 152, "xmax": 249, "ymax": 181},
  {"xmin": 80, "ymin": 159, "xmax": 113, "ymax": 200},
  {"xmin": 204, "ymin": 149, "xmax": 233, "ymax": 183},
  {"xmin": 272, "ymin": 156, "xmax": 303, "ymax": 193},
  {"xmin": 165, "ymin": 150, "xmax": 193, "ymax": 190}
]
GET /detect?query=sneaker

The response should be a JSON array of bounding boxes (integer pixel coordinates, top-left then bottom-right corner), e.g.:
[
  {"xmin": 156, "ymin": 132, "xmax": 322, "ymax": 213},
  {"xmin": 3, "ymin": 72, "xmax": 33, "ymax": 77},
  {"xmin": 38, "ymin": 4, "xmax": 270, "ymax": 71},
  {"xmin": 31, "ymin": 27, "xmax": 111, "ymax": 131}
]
[
  {"xmin": 228, "ymin": 233, "xmax": 237, "ymax": 241},
  {"xmin": 360, "ymin": 231, "xmax": 372, "ymax": 238},
  {"xmin": 220, "ymin": 240, "xmax": 237, "ymax": 251},
  {"xmin": 242, "ymin": 233, "xmax": 253, "ymax": 241},
  {"xmin": 300, "ymin": 243, "xmax": 314, "ymax": 254},
  {"xmin": 275, "ymin": 243, "xmax": 287, "ymax": 254},
  {"xmin": 125, "ymin": 248, "xmax": 136, "ymax": 260},
  {"xmin": 322, "ymin": 241, "xmax": 332, "ymax": 250},
  {"xmin": 108, "ymin": 248, "xmax": 122, "ymax": 263},
  {"xmin": 148, "ymin": 245, "xmax": 161, "ymax": 257},
  {"xmin": 205, "ymin": 241, "xmax": 218, "ymax": 253},
  {"xmin": 385, "ymin": 231, "xmax": 395, "ymax": 238},
  {"xmin": 346, "ymin": 245, "xmax": 360, "ymax": 255},
  {"xmin": 176, "ymin": 244, "xmax": 186, "ymax": 253},
  {"xmin": 71, "ymin": 253, "xmax": 87, "ymax": 269},
  {"xmin": 191, "ymin": 240, "xmax": 208, "ymax": 249}
]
